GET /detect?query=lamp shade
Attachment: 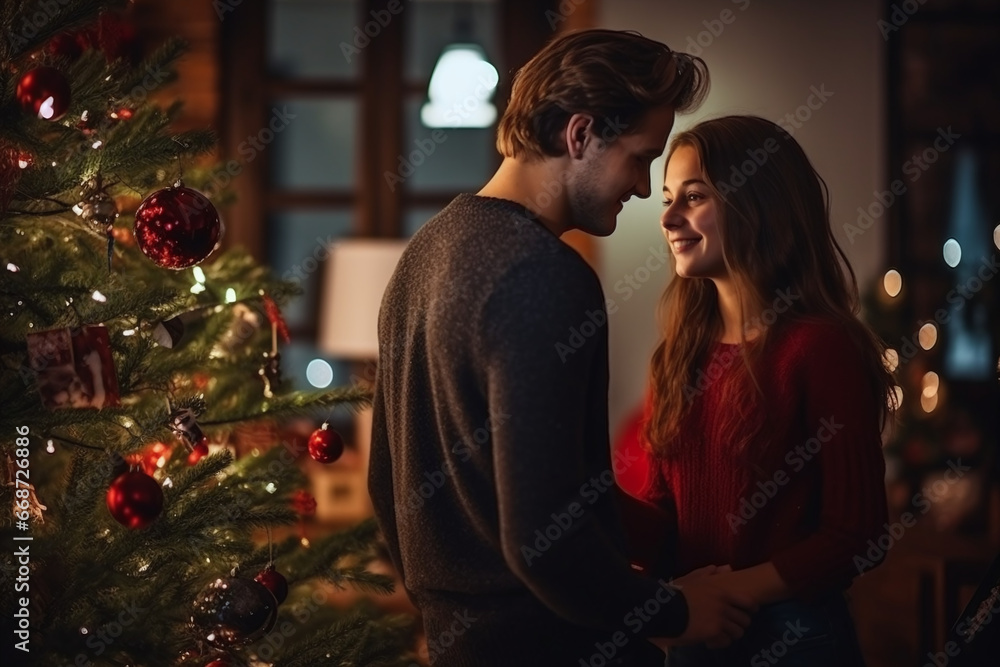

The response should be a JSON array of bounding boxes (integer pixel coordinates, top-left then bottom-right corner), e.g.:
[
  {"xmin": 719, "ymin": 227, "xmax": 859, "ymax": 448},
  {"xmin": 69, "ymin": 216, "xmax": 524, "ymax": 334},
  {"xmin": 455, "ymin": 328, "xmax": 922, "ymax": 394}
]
[{"xmin": 319, "ymin": 239, "xmax": 408, "ymax": 359}]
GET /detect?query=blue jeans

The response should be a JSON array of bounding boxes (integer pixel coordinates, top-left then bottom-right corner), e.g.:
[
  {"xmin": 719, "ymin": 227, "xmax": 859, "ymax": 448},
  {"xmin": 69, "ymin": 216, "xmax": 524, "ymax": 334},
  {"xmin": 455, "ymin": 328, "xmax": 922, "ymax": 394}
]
[{"xmin": 667, "ymin": 593, "xmax": 867, "ymax": 667}]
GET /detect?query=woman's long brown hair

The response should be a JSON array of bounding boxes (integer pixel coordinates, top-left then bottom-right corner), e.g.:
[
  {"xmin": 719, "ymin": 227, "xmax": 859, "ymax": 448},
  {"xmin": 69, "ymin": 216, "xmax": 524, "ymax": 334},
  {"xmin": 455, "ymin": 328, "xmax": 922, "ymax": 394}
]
[{"xmin": 644, "ymin": 115, "xmax": 896, "ymax": 460}]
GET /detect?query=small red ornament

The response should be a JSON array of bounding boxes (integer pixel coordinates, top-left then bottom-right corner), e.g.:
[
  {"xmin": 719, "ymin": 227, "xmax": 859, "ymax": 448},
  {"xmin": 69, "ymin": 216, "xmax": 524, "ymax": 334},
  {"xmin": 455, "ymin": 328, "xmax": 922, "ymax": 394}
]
[
  {"xmin": 106, "ymin": 470, "xmax": 163, "ymax": 529},
  {"xmin": 187, "ymin": 438, "xmax": 210, "ymax": 466},
  {"xmin": 133, "ymin": 184, "xmax": 223, "ymax": 269},
  {"xmin": 48, "ymin": 32, "xmax": 84, "ymax": 60},
  {"xmin": 291, "ymin": 490, "xmax": 316, "ymax": 516},
  {"xmin": 307, "ymin": 423, "xmax": 344, "ymax": 464},
  {"xmin": 204, "ymin": 660, "xmax": 230, "ymax": 667},
  {"xmin": 16, "ymin": 67, "xmax": 71, "ymax": 120},
  {"xmin": 254, "ymin": 565, "xmax": 289, "ymax": 604}
]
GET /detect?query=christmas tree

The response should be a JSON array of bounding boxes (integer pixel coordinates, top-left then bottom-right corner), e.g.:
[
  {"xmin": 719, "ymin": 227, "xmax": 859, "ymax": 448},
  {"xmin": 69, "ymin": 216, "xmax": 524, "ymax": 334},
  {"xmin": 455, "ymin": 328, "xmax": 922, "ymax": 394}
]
[{"xmin": 0, "ymin": 2, "xmax": 415, "ymax": 665}]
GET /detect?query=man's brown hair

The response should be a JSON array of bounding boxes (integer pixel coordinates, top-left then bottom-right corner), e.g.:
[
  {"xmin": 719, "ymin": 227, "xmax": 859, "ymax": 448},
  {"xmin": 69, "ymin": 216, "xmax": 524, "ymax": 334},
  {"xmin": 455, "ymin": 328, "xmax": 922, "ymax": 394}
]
[{"xmin": 496, "ymin": 29, "xmax": 710, "ymax": 160}]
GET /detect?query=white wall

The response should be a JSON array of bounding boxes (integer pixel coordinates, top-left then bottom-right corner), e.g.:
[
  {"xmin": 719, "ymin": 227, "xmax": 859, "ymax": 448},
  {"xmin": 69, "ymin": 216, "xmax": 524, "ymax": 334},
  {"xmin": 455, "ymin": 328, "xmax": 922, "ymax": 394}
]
[{"xmin": 596, "ymin": 0, "xmax": 886, "ymax": 437}]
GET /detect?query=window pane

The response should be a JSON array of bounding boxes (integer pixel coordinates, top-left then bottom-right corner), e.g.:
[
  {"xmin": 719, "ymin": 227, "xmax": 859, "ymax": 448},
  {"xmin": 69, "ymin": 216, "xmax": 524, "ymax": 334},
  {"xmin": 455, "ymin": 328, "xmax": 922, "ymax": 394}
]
[
  {"xmin": 404, "ymin": 206, "xmax": 445, "ymax": 237},
  {"xmin": 270, "ymin": 97, "xmax": 357, "ymax": 190},
  {"xmin": 269, "ymin": 0, "xmax": 361, "ymax": 80},
  {"xmin": 403, "ymin": 96, "xmax": 496, "ymax": 192},
  {"xmin": 406, "ymin": 1, "xmax": 500, "ymax": 84},
  {"xmin": 267, "ymin": 209, "xmax": 354, "ymax": 329}
]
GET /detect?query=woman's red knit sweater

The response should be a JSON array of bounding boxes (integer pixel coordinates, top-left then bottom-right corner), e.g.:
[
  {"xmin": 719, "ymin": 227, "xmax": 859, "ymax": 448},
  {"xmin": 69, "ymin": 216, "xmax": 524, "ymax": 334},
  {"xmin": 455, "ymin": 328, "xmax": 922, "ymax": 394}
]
[{"xmin": 625, "ymin": 318, "xmax": 889, "ymax": 598}]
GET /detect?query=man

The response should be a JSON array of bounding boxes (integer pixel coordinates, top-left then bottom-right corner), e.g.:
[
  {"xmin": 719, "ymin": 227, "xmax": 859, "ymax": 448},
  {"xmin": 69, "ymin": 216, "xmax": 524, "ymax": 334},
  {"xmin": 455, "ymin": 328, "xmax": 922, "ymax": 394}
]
[{"xmin": 369, "ymin": 29, "xmax": 755, "ymax": 665}]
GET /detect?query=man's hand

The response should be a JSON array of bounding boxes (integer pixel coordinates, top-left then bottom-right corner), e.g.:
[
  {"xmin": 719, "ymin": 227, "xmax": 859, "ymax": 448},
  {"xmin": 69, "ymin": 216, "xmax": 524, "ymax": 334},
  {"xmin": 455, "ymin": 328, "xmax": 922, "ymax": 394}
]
[{"xmin": 647, "ymin": 564, "xmax": 758, "ymax": 652}]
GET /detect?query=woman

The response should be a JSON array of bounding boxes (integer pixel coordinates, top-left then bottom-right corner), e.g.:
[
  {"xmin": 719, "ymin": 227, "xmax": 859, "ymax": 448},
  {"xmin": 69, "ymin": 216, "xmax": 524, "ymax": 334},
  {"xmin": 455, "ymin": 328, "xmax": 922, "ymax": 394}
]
[{"xmin": 641, "ymin": 115, "xmax": 896, "ymax": 665}]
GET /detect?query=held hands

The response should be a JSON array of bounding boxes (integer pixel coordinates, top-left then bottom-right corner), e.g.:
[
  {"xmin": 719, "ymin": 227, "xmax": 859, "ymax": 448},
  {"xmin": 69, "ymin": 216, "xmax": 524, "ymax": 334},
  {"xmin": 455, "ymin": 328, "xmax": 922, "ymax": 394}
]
[{"xmin": 647, "ymin": 564, "xmax": 759, "ymax": 652}]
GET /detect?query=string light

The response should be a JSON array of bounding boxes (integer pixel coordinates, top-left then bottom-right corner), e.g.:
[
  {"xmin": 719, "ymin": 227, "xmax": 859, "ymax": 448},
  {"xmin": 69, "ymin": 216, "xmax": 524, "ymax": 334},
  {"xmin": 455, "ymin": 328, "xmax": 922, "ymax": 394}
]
[
  {"xmin": 91, "ymin": 290, "xmax": 106, "ymax": 302},
  {"xmin": 883, "ymin": 269, "xmax": 902, "ymax": 297},
  {"xmin": 943, "ymin": 239, "xmax": 961, "ymax": 267},
  {"xmin": 922, "ymin": 371, "xmax": 940, "ymax": 398},
  {"xmin": 918, "ymin": 323, "xmax": 938, "ymax": 350},
  {"xmin": 225, "ymin": 288, "xmax": 236, "ymax": 303},
  {"xmin": 192, "ymin": 266, "xmax": 206, "ymax": 283}
]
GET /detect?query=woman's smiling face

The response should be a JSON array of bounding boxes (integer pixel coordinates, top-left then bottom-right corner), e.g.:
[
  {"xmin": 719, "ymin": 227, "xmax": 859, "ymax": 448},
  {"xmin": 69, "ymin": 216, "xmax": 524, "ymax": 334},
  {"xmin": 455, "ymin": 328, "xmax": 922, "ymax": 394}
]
[{"xmin": 660, "ymin": 144, "xmax": 726, "ymax": 280}]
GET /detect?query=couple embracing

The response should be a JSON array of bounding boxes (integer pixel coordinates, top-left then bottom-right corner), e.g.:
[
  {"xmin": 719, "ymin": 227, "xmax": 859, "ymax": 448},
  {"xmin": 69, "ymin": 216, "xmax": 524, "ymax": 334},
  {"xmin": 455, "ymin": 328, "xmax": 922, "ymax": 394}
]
[{"xmin": 369, "ymin": 29, "xmax": 893, "ymax": 667}]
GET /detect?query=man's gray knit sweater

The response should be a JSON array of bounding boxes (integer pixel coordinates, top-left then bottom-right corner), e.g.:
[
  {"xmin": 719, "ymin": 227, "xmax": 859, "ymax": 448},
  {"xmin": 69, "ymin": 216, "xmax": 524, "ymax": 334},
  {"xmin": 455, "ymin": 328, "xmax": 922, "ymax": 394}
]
[{"xmin": 369, "ymin": 194, "xmax": 688, "ymax": 665}]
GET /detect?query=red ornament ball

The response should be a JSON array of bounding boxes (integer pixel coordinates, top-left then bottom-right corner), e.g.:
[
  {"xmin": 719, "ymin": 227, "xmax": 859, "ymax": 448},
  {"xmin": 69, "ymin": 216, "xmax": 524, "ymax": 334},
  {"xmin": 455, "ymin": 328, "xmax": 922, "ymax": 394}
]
[
  {"xmin": 204, "ymin": 661, "xmax": 230, "ymax": 667},
  {"xmin": 16, "ymin": 67, "xmax": 71, "ymax": 120},
  {"xmin": 308, "ymin": 424, "xmax": 344, "ymax": 464},
  {"xmin": 133, "ymin": 185, "xmax": 223, "ymax": 269},
  {"xmin": 48, "ymin": 32, "xmax": 84, "ymax": 60},
  {"xmin": 187, "ymin": 438, "xmax": 210, "ymax": 466},
  {"xmin": 254, "ymin": 565, "xmax": 289, "ymax": 604},
  {"xmin": 106, "ymin": 470, "xmax": 163, "ymax": 529}
]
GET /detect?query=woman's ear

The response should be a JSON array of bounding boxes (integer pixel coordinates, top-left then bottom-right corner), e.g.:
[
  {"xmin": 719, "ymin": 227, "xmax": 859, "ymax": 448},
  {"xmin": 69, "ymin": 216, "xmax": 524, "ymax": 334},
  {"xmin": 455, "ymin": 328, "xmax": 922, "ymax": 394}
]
[{"xmin": 564, "ymin": 113, "xmax": 595, "ymax": 160}]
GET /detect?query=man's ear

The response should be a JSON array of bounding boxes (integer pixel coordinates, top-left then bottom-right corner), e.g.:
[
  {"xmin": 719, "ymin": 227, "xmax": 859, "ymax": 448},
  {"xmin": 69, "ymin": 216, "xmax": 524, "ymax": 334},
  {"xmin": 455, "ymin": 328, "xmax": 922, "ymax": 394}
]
[{"xmin": 564, "ymin": 113, "xmax": 595, "ymax": 160}]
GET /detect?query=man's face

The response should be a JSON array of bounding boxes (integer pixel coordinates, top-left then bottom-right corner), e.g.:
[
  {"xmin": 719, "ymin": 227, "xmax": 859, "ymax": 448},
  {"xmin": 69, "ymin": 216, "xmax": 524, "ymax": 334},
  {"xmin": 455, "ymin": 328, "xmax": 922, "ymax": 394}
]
[{"xmin": 566, "ymin": 106, "xmax": 676, "ymax": 237}]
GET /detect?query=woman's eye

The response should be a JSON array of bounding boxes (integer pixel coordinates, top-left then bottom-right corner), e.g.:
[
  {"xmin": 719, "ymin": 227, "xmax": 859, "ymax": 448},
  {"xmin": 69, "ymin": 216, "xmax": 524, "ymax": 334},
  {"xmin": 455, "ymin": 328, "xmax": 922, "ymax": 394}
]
[
  {"xmin": 662, "ymin": 199, "xmax": 673, "ymax": 207},
  {"xmin": 687, "ymin": 193, "xmax": 703, "ymax": 202}
]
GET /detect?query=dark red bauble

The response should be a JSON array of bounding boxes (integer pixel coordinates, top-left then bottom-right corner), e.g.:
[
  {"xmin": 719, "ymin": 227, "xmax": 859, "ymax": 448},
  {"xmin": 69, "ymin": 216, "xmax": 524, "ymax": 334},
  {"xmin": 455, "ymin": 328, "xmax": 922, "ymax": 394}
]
[
  {"xmin": 187, "ymin": 438, "xmax": 210, "ymax": 466},
  {"xmin": 204, "ymin": 660, "xmax": 230, "ymax": 667},
  {"xmin": 133, "ymin": 186, "xmax": 223, "ymax": 269},
  {"xmin": 307, "ymin": 424, "xmax": 344, "ymax": 464},
  {"xmin": 48, "ymin": 32, "xmax": 84, "ymax": 60},
  {"xmin": 16, "ymin": 67, "xmax": 71, "ymax": 120},
  {"xmin": 254, "ymin": 565, "xmax": 288, "ymax": 604},
  {"xmin": 106, "ymin": 470, "xmax": 163, "ymax": 529},
  {"xmin": 191, "ymin": 577, "xmax": 278, "ymax": 647}
]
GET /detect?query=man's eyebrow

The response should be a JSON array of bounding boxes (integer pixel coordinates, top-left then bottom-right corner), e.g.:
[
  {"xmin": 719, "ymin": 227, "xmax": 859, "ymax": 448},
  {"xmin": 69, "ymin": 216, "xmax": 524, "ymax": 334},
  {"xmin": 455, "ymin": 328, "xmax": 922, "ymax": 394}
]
[{"xmin": 662, "ymin": 178, "xmax": 707, "ymax": 193}]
